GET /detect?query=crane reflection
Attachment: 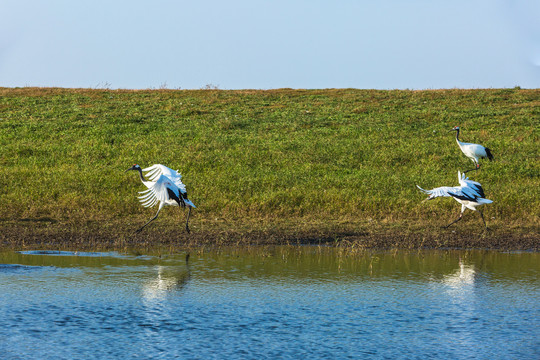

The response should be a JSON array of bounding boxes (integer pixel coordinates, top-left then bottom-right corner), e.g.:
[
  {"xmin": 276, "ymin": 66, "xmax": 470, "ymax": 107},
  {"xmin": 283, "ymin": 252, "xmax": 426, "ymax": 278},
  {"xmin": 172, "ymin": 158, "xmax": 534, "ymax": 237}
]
[{"xmin": 141, "ymin": 253, "xmax": 191, "ymax": 302}]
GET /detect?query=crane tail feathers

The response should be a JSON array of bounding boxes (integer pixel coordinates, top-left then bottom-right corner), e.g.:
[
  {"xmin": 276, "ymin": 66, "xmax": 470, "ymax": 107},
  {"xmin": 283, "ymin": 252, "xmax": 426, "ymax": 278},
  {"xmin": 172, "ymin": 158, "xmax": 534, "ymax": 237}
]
[
  {"xmin": 485, "ymin": 147, "xmax": 494, "ymax": 161},
  {"xmin": 477, "ymin": 198, "xmax": 493, "ymax": 204}
]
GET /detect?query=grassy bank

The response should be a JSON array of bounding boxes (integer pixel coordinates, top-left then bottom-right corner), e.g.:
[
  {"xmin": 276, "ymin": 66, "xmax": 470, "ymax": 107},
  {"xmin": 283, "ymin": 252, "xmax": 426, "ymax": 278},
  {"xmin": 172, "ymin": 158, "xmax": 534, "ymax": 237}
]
[{"xmin": 0, "ymin": 87, "xmax": 538, "ymax": 249}]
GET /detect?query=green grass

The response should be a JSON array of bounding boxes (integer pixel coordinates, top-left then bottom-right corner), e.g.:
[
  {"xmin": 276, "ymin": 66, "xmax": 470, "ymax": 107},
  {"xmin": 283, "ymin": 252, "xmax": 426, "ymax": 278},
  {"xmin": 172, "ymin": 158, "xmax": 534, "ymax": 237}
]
[{"xmin": 0, "ymin": 87, "xmax": 538, "ymax": 243}]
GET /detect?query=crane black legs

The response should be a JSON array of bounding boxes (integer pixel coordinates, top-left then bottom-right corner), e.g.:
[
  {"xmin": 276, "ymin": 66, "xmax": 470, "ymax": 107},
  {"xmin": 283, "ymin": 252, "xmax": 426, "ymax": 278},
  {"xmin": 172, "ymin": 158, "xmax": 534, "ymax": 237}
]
[
  {"xmin": 135, "ymin": 205, "xmax": 192, "ymax": 234},
  {"xmin": 444, "ymin": 210, "xmax": 488, "ymax": 229},
  {"xmin": 444, "ymin": 213, "xmax": 463, "ymax": 229},
  {"xmin": 136, "ymin": 206, "xmax": 163, "ymax": 233},
  {"xmin": 478, "ymin": 210, "xmax": 488, "ymax": 229},
  {"xmin": 185, "ymin": 207, "xmax": 191, "ymax": 234}
]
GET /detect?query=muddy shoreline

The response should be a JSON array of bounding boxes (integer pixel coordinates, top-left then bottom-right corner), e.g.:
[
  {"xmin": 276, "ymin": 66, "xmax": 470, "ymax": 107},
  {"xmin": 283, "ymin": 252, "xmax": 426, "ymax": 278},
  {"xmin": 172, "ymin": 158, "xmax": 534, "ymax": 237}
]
[{"xmin": 1, "ymin": 226, "xmax": 538, "ymax": 252}]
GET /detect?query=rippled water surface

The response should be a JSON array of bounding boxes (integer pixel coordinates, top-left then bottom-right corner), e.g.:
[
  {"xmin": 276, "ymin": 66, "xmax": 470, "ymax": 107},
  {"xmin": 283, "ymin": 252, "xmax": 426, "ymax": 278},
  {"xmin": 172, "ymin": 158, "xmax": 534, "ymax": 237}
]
[{"xmin": 0, "ymin": 248, "xmax": 539, "ymax": 359}]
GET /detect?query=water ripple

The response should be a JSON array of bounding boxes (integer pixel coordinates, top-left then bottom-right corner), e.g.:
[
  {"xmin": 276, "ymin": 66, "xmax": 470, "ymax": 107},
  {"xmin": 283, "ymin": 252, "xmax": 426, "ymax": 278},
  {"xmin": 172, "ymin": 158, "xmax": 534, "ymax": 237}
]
[{"xmin": 0, "ymin": 249, "xmax": 538, "ymax": 359}]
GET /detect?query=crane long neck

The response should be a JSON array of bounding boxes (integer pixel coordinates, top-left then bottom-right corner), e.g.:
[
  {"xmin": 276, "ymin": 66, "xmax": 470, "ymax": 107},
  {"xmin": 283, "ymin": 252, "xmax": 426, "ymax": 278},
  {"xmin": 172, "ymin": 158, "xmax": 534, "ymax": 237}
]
[
  {"xmin": 137, "ymin": 168, "xmax": 147, "ymax": 183},
  {"xmin": 455, "ymin": 128, "xmax": 460, "ymax": 142}
]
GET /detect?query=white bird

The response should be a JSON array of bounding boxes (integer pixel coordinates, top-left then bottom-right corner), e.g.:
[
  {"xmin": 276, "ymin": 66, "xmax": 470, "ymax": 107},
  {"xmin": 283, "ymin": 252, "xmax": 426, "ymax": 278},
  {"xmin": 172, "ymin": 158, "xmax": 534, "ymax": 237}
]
[
  {"xmin": 126, "ymin": 164, "xmax": 196, "ymax": 233},
  {"xmin": 451, "ymin": 126, "xmax": 494, "ymax": 172},
  {"xmin": 417, "ymin": 171, "xmax": 493, "ymax": 229}
]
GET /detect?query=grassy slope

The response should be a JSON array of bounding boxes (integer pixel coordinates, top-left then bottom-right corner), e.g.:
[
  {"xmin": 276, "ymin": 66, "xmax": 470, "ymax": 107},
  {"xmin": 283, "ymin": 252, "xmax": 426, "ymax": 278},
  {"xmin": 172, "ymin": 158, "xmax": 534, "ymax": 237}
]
[{"xmin": 0, "ymin": 87, "xmax": 538, "ymax": 248}]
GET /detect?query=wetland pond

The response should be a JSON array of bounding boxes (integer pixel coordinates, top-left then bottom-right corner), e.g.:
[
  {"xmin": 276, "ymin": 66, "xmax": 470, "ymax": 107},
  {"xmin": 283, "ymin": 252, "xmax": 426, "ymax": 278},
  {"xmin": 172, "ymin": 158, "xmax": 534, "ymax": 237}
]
[{"xmin": 0, "ymin": 247, "xmax": 539, "ymax": 359}]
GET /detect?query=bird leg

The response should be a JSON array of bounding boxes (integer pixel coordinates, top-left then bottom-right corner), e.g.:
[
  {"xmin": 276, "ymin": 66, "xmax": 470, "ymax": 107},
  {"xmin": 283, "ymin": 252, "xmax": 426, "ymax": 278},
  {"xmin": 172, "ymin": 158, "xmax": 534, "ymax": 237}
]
[
  {"xmin": 185, "ymin": 207, "xmax": 192, "ymax": 233},
  {"xmin": 136, "ymin": 205, "xmax": 163, "ymax": 233},
  {"xmin": 444, "ymin": 213, "xmax": 463, "ymax": 229},
  {"xmin": 478, "ymin": 210, "xmax": 488, "ymax": 229}
]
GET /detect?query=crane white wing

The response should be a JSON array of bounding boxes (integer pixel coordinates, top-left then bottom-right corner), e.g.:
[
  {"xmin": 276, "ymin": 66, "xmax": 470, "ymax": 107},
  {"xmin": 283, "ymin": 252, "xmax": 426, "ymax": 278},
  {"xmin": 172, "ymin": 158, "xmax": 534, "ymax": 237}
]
[
  {"xmin": 417, "ymin": 184, "xmax": 487, "ymax": 203},
  {"xmin": 458, "ymin": 171, "xmax": 480, "ymax": 187},
  {"xmin": 462, "ymin": 143, "xmax": 487, "ymax": 157},
  {"xmin": 416, "ymin": 185, "xmax": 462, "ymax": 199},
  {"xmin": 143, "ymin": 164, "xmax": 187, "ymax": 193},
  {"xmin": 137, "ymin": 175, "xmax": 178, "ymax": 208}
]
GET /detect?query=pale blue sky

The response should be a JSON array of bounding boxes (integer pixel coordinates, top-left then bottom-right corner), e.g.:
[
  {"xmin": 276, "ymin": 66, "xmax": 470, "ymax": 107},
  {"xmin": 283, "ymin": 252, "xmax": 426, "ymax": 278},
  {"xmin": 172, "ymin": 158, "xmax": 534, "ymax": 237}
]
[{"xmin": 1, "ymin": 0, "xmax": 539, "ymax": 89}]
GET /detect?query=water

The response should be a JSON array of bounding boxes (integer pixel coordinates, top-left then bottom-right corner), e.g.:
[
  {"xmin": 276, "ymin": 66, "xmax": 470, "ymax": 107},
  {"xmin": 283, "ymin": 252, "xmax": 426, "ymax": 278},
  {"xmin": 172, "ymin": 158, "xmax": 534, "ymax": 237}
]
[{"xmin": 0, "ymin": 248, "xmax": 538, "ymax": 359}]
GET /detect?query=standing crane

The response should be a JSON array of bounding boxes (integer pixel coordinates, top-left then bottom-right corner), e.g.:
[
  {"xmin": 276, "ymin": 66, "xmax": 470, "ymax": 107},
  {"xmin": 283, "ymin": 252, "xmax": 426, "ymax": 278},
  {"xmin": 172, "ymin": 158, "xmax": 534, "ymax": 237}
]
[
  {"xmin": 126, "ymin": 164, "xmax": 195, "ymax": 233},
  {"xmin": 451, "ymin": 126, "xmax": 494, "ymax": 172},
  {"xmin": 416, "ymin": 171, "xmax": 493, "ymax": 229}
]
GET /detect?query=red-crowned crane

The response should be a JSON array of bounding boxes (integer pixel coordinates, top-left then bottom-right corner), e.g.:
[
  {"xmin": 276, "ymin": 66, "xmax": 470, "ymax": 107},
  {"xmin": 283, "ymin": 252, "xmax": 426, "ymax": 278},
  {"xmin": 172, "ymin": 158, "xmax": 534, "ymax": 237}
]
[
  {"xmin": 451, "ymin": 126, "xmax": 494, "ymax": 172},
  {"xmin": 126, "ymin": 164, "xmax": 195, "ymax": 233},
  {"xmin": 417, "ymin": 171, "xmax": 492, "ymax": 229}
]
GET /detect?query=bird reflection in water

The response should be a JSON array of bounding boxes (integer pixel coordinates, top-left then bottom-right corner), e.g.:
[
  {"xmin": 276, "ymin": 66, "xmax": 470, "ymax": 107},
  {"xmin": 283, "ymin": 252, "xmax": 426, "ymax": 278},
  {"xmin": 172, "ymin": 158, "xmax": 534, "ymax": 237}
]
[
  {"xmin": 442, "ymin": 259, "xmax": 477, "ymax": 289},
  {"xmin": 437, "ymin": 259, "xmax": 480, "ymax": 351},
  {"xmin": 141, "ymin": 253, "xmax": 191, "ymax": 301}
]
